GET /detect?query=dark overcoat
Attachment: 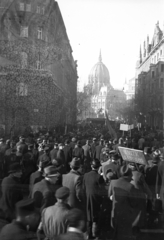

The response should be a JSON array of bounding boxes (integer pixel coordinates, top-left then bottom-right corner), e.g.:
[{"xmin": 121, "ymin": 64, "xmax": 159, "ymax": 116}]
[
  {"xmin": 31, "ymin": 179, "xmax": 61, "ymax": 210},
  {"xmin": 108, "ymin": 177, "xmax": 137, "ymax": 240},
  {"xmin": 83, "ymin": 170, "xmax": 104, "ymax": 222},
  {"xmin": 156, "ymin": 161, "xmax": 164, "ymax": 209},
  {"xmin": 0, "ymin": 220, "xmax": 35, "ymax": 240},
  {"xmin": 62, "ymin": 170, "xmax": 84, "ymax": 209},
  {"xmin": 29, "ymin": 170, "xmax": 44, "ymax": 197},
  {"xmin": 63, "ymin": 145, "xmax": 72, "ymax": 171},
  {"xmin": 0, "ymin": 175, "xmax": 23, "ymax": 221}
]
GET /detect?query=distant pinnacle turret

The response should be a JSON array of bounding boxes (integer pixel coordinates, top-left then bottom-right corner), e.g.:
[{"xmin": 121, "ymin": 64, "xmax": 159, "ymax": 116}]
[
  {"xmin": 99, "ymin": 50, "xmax": 102, "ymax": 62},
  {"xmin": 140, "ymin": 45, "xmax": 142, "ymax": 64}
]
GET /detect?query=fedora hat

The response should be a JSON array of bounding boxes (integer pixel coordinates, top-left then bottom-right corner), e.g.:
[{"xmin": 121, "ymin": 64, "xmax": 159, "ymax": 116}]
[
  {"xmin": 8, "ymin": 163, "xmax": 21, "ymax": 174},
  {"xmin": 43, "ymin": 166, "xmax": 60, "ymax": 178},
  {"xmin": 70, "ymin": 157, "xmax": 81, "ymax": 168},
  {"xmin": 91, "ymin": 159, "xmax": 101, "ymax": 168},
  {"xmin": 120, "ymin": 165, "xmax": 132, "ymax": 177}
]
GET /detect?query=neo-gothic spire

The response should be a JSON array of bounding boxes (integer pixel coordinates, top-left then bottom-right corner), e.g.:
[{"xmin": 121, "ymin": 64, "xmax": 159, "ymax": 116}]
[
  {"xmin": 99, "ymin": 50, "xmax": 102, "ymax": 62},
  {"xmin": 140, "ymin": 45, "xmax": 142, "ymax": 64}
]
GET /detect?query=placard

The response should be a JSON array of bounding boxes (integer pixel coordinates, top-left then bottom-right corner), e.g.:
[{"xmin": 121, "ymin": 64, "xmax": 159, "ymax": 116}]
[
  {"xmin": 118, "ymin": 147, "xmax": 147, "ymax": 165},
  {"xmin": 120, "ymin": 124, "xmax": 129, "ymax": 131}
]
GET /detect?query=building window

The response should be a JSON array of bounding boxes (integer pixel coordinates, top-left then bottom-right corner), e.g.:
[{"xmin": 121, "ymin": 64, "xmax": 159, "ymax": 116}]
[
  {"xmin": 154, "ymin": 56, "xmax": 156, "ymax": 64},
  {"xmin": 26, "ymin": 4, "xmax": 31, "ymax": 12},
  {"xmin": 37, "ymin": 27, "xmax": 43, "ymax": 39},
  {"xmin": 37, "ymin": 6, "xmax": 40, "ymax": 14},
  {"xmin": 42, "ymin": 7, "xmax": 45, "ymax": 15},
  {"xmin": 16, "ymin": 83, "xmax": 28, "ymax": 96},
  {"xmin": 161, "ymin": 64, "xmax": 164, "ymax": 72},
  {"xmin": 20, "ymin": 52, "xmax": 28, "ymax": 68},
  {"xmin": 152, "ymin": 71, "xmax": 154, "ymax": 78},
  {"xmin": 157, "ymin": 53, "xmax": 159, "ymax": 60},
  {"xmin": 19, "ymin": 3, "xmax": 25, "ymax": 11},
  {"xmin": 160, "ymin": 50, "xmax": 162, "ymax": 56},
  {"xmin": 20, "ymin": 26, "xmax": 28, "ymax": 37},
  {"xmin": 36, "ymin": 60, "xmax": 42, "ymax": 70}
]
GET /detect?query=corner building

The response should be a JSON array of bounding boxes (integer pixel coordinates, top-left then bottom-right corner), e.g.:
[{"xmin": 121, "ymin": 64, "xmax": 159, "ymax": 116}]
[
  {"xmin": 135, "ymin": 22, "xmax": 164, "ymax": 129},
  {"xmin": 0, "ymin": 0, "xmax": 77, "ymax": 135}
]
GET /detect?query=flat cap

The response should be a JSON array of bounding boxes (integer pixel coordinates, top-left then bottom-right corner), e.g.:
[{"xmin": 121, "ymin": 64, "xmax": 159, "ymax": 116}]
[{"xmin": 55, "ymin": 187, "xmax": 70, "ymax": 200}]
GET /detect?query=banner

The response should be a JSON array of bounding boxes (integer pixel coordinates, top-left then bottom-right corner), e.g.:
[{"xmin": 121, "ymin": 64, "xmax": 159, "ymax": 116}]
[
  {"xmin": 120, "ymin": 124, "xmax": 129, "ymax": 131},
  {"xmin": 105, "ymin": 111, "xmax": 117, "ymax": 139},
  {"xmin": 118, "ymin": 147, "xmax": 147, "ymax": 165}
]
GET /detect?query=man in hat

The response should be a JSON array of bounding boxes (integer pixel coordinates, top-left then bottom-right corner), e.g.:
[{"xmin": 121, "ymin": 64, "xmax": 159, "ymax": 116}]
[
  {"xmin": 37, "ymin": 187, "xmax": 71, "ymax": 240},
  {"xmin": 72, "ymin": 141, "xmax": 84, "ymax": 163},
  {"xmin": 32, "ymin": 166, "xmax": 62, "ymax": 210},
  {"xmin": 39, "ymin": 146, "xmax": 51, "ymax": 167},
  {"xmin": 70, "ymin": 137, "xmax": 77, "ymax": 151},
  {"xmin": 0, "ymin": 163, "xmax": 23, "ymax": 222},
  {"xmin": 108, "ymin": 165, "xmax": 137, "ymax": 240},
  {"xmin": 62, "ymin": 157, "xmax": 84, "ymax": 209},
  {"xmin": 16, "ymin": 136, "xmax": 28, "ymax": 155},
  {"xmin": 0, "ymin": 199, "xmax": 40, "ymax": 240},
  {"xmin": 21, "ymin": 144, "xmax": 36, "ymax": 184},
  {"xmin": 50, "ymin": 143, "xmax": 59, "ymax": 160},
  {"xmin": 90, "ymin": 138, "xmax": 97, "ymax": 159},
  {"xmin": 145, "ymin": 150, "xmax": 160, "ymax": 198},
  {"xmin": 57, "ymin": 208, "xmax": 86, "ymax": 240},
  {"xmin": 83, "ymin": 159, "xmax": 104, "ymax": 239},
  {"xmin": 4, "ymin": 141, "xmax": 17, "ymax": 176},
  {"xmin": 29, "ymin": 161, "xmax": 45, "ymax": 197},
  {"xmin": 101, "ymin": 152, "xmax": 120, "ymax": 181},
  {"xmin": 95, "ymin": 139, "xmax": 104, "ymax": 161},
  {"xmin": 63, "ymin": 139, "xmax": 72, "ymax": 173},
  {"xmin": 82, "ymin": 140, "xmax": 92, "ymax": 173},
  {"xmin": 100, "ymin": 144, "xmax": 110, "ymax": 164}
]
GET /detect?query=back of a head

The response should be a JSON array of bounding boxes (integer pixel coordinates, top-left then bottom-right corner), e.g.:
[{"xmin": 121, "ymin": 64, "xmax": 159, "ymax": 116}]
[
  {"xmin": 120, "ymin": 165, "xmax": 132, "ymax": 177},
  {"xmin": 67, "ymin": 208, "xmax": 85, "ymax": 228}
]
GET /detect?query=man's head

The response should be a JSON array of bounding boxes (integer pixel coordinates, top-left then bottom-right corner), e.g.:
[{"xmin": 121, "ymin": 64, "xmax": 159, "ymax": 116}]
[
  {"xmin": 54, "ymin": 143, "xmax": 58, "ymax": 149},
  {"xmin": 91, "ymin": 159, "xmax": 101, "ymax": 170},
  {"xmin": 77, "ymin": 140, "xmax": 81, "ymax": 147},
  {"xmin": 55, "ymin": 187, "xmax": 70, "ymax": 203},
  {"xmin": 19, "ymin": 136, "xmax": 25, "ymax": 143},
  {"xmin": 58, "ymin": 143, "xmax": 64, "ymax": 150},
  {"xmin": 99, "ymin": 139, "xmax": 104, "ymax": 145},
  {"xmin": 44, "ymin": 147, "xmax": 49, "ymax": 154},
  {"xmin": 9, "ymin": 163, "xmax": 22, "ymax": 178},
  {"xmin": 65, "ymin": 139, "xmax": 70, "ymax": 145},
  {"xmin": 72, "ymin": 137, "xmax": 76, "ymax": 143},
  {"xmin": 0, "ymin": 138, "xmax": 4, "ymax": 144},
  {"xmin": 86, "ymin": 140, "xmax": 90, "ymax": 145},
  {"xmin": 70, "ymin": 157, "xmax": 81, "ymax": 171},
  {"xmin": 43, "ymin": 166, "xmax": 60, "ymax": 184},
  {"xmin": 66, "ymin": 208, "xmax": 85, "ymax": 231},
  {"xmin": 93, "ymin": 138, "xmax": 96, "ymax": 143},
  {"xmin": 28, "ymin": 144, "xmax": 34, "ymax": 151},
  {"xmin": 16, "ymin": 199, "xmax": 40, "ymax": 231},
  {"xmin": 120, "ymin": 165, "xmax": 132, "ymax": 181}
]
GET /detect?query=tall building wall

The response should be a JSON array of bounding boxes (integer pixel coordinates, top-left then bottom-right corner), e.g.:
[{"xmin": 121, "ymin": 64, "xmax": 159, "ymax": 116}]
[
  {"xmin": 135, "ymin": 22, "xmax": 164, "ymax": 129},
  {"xmin": 0, "ymin": 0, "xmax": 77, "ymax": 135}
]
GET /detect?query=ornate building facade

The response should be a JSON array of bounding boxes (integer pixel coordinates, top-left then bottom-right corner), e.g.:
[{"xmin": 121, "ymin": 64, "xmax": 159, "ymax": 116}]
[
  {"xmin": 135, "ymin": 21, "xmax": 164, "ymax": 129},
  {"xmin": 85, "ymin": 52, "xmax": 126, "ymax": 120},
  {"xmin": 123, "ymin": 77, "xmax": 135, "ymax": 101},
  {"xmin": 0, "ymin": 0, "xmax": 77, "ymax": 135}
]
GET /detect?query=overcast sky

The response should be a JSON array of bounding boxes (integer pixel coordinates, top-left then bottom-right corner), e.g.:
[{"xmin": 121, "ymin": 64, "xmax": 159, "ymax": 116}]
[{"xmin": 58, "ymin": 0, "xmax": 164, "ymax": 90}]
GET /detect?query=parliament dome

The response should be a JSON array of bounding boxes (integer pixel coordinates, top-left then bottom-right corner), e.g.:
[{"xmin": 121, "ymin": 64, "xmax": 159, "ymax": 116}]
[{"xmin": 88, "ymin": 52, "xmax": 111, "ymax": 94}]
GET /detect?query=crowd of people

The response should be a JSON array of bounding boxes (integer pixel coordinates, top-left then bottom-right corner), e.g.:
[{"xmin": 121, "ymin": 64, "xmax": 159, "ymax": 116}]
[{"xmin": 0, "ymin": 129, "xmax": 163, "ymax": 240}]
